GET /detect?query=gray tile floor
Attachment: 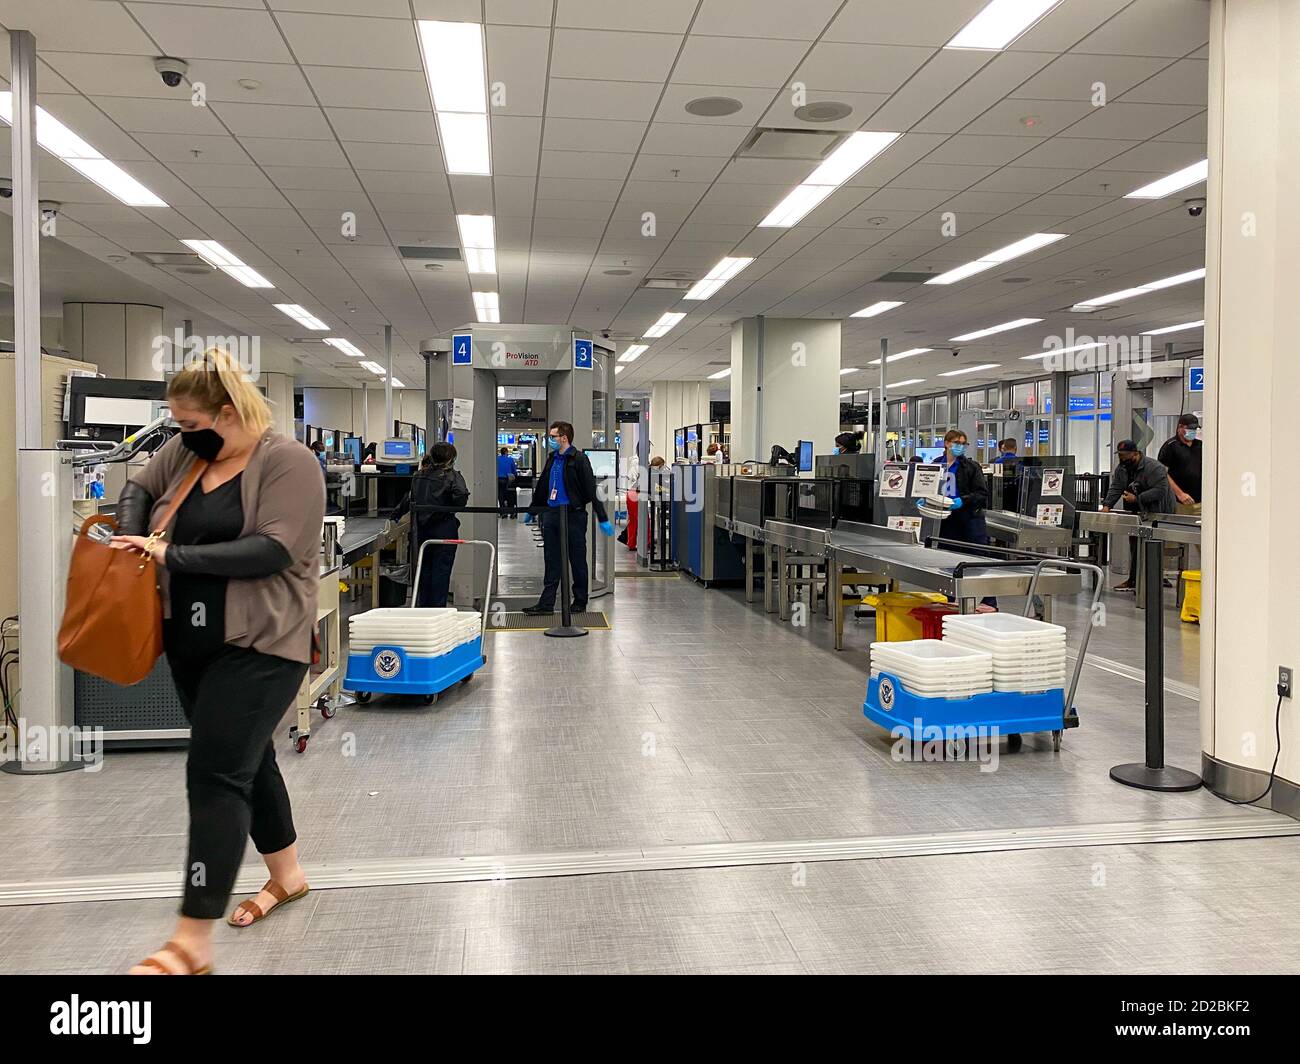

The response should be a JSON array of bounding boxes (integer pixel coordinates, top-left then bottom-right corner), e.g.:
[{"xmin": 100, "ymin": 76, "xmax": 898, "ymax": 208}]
[{"xmin": 1, "ymin": 542, "xmax": 1295, "ymax": 973}]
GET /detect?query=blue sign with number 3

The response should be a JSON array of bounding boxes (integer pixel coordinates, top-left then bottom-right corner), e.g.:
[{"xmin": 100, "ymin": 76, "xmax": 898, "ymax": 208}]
[{"xmin": 573, "ymin": 337, "xmax": 593, "ymax": 370}]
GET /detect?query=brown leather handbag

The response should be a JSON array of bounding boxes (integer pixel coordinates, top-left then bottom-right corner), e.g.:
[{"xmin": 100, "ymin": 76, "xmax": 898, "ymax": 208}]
[{"xmin": 58, "ymin": 460, "xmax": 208, "ymax": 686}]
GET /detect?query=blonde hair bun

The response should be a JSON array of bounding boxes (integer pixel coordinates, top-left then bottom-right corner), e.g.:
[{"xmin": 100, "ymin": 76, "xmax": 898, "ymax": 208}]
[{"xmin": 167, "ymin": 347, "xmax": 272, "ymax": 435}]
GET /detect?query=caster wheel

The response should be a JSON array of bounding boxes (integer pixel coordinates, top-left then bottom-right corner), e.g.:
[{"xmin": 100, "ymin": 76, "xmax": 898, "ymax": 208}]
[
  {"xmin": 460, "ymin": 674, "xmax": 473, "ymax": 686},
  {"xmin": 354, "ymin": 691, "xmax": 371, "ymax": 704},
  {"xmin": 295, "ymin": 736, "xmax": 308, "ymax": 753},
  {"xmin": 1052, "ymin": 730, "xmax": 1063, "ymax": 752},
  {"xmin": 423, "ymin": 693, "xmax": 437, "ymax": 705},
  {"xmin": 319, "ymin": 700, "xmax": 336, "ymax": 719},
  {"xmin": 1006, "ymin": 733, "xmax": 1023, "ymax": 753}
]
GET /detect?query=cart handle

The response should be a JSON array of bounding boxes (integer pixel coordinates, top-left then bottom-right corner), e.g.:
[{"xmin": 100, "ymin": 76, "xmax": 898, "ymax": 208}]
[
  {"xmin": 1020, "ymin": 558, "xmax": 1106, "ymax": 720},
  {"xmin": 412, "ymin": 537, "xmax": 497, "ymax": 652}
]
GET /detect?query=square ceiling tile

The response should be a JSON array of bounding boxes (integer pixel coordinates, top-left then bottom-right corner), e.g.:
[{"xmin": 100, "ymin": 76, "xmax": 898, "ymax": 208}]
[
  {"xmin": 303, "ymin": 66, "xmax": 431, "ymax": 109},
  {"xmin": 794, "ymin": 41, "xmax": 934, "ymax": 94},
  {"xmin": 0, "ymin": 0, "xmax": 156, "ymax": 53},
  {"xmin": 325, "ymin": 107, "xmax": 438, "ymax": 144},
  {"xmin": 551, "ymin": 28, "xmax": 681, "ymax": 83},
  {"xmin": 275, "ymin": 11, "xmax": 423, "ymax": 69},
  {"xmin": 676, "ymin": 36, "xmax": 810, "ymax": 89},
  {"xmin": 556, "ymin": 0, "xmax": 698, "ymax": 33},
  {"xmin": 126, "ymin": 3, "xmax": 295, "ymax": 62}
]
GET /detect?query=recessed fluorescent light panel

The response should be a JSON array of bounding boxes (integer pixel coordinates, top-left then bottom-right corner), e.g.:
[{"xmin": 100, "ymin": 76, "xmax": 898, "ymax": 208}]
[
  {"xmin": 473, "ymin": 291, "xmax": 500, "ymax": 323},
  {"xmin": 1141, "ymin": 320, "xmax": 1205, "ymax": 336},
  {"xmin": 940, "ymin": 363, "xmax": 1001, "ymax": 377},
  {"xmin": 888, "ymin": 378, "xmax": 926, "ymax": 388},
  {"xmin": 388, "ymin": 378, "xmax": 406, "ymax": 389},
  {"xmin": 456, "ymin": 214, "xmax": 496, "ymax": 274},
  {"xmin": 615, "ymin": 366, "xmax": 625, "ymax": 376},
  {"xmin": 945, "ymin": 0, "xmax": 1063, "ymax": 50},
  {"xmin": 950, "ymin": 318, "xmax": 1043, "ymax": 342},
  {"xmin": 1125, "ymin": 160, "xmax": 1208, "ymax": 199},
  {"xmin": 707, "ymin": 368, "xmax": 732, "ymax": 380},
  {"xmin": 323, "ymin": 337, "xmax": 365, "ymax": 358},
  {"xmin": 851, "ymin": 300, "xmax": 905, "ymax": 318},
  {"xmin": 926, "ymin": 233, "xmax": 1067, "ymax": 285},
  {"xmin": 760, "ymin": 131, "xmax": 901, "ymax": 228},
  {"xmin": 644, "ymin": 312, "xmax": 685, "ymax": 338},
  {"xmin": 1021, "ymin": 340, "xmax": 1104, "ymax": 361},
  {"xmin": 274, "ymin": 304, "xmax": 328, "ymax": 330},
  {"xmin": 868, "ymin": 347, "xmax": 932, "ymax": 366},
  {"xmin": 839, "ymin": 368, "xmax": 859, "ymax": 376},
  {"xmin": 359, "ymin": 361, "xmax": 386, "ymax": 375},
  {"xmin": 0, "ymin": 93, "xmax": 167, "ymax": 207},
  {"xmin": 417, "ymin": 21, "xmax": 491, "ymax": 176},
  {"xmin": 618, "ymin": 344, "xmax": 648, "ymax": 363},
  {"xmin": 685, "ymin": 257, "xmax": 754, "ymax": 300},
  {"xmin": 181, "ymin": 239, "xmax": 273, "ymax": 288},
  {"xmin": 1071, "ymin": 269, "xmax": 1205, "ymax": 310}
]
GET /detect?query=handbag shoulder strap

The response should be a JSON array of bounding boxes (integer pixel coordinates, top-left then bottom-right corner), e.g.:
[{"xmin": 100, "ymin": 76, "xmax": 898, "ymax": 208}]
[{"xmin": 150, "ymin": 459, "xmax": 209, "ymax": 538}]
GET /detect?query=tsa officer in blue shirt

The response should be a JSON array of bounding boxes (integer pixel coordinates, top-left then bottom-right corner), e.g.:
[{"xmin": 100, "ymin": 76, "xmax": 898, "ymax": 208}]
[
  {"xmin": 523, "ymin": 420, "xmax": 614, "ymax": 615},
  {"xmin": 496, "ymin": 446, "xmax": 519, "ymax": 518}
]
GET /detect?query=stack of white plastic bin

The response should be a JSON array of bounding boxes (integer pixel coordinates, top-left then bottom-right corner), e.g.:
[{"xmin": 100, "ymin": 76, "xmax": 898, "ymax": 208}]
[
  {"xmin": 941, "ymin": 613, "xmax": 1067, "ymax": 693},
  {"xmin": 348, "ymin": 607, "xmax": 480, "ymax": 658},
  {"xmin": 869, "ymin": 639, "xmax": 994, "ymax": 698}
]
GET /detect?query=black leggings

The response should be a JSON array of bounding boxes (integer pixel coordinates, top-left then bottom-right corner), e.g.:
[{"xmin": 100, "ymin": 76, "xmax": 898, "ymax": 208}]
[{"xmin": 166, "ymin": 643, "xmax": 307, "ymax": 920}]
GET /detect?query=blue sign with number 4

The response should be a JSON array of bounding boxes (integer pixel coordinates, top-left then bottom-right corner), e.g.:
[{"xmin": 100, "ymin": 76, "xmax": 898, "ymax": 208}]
[{"xmin": 452, "ymin": 333, "xmax": 472, "ymax": 366}]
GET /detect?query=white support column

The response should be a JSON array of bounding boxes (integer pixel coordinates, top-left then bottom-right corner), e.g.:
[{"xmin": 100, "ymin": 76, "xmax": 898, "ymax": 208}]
[
  {"xmin": 1201, "ymin": 0, "xmax": 1300, "ymax": 815},
  {"xmin": 384, "ymin": 324, "xmax": 393, "ymax": 435},
  {"xmin": 11, "ymin": 31, "xmax": 40, "ymax": 450}
]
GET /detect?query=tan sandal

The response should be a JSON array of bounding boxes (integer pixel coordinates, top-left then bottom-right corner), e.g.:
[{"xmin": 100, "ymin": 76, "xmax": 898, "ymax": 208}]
[
  {"xmin": 227, "ymin": 879, "xmax": 310, "ymax": 927},
  {"xmin": 135, "ymin": 939, "xmax": 212, "ymax": 975}
]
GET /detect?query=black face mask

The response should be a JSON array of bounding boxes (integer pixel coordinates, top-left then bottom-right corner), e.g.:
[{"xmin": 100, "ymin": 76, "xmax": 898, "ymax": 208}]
[{"xmin": 180, "ymin": 427, "xmax": 224, "ymax": 462}]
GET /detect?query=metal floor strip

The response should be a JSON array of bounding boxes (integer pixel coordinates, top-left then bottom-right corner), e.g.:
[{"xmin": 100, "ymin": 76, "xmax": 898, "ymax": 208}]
[
  {"xmin": 1072, "ymin": 652, "xmax": 1201, "ymax": 701},
  {"xmin": 2, "ymin": 814, "xmax": 1295, "ymax": 907}
]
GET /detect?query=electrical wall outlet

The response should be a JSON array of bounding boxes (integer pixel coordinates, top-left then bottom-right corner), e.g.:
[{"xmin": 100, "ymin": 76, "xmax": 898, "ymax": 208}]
[{"xmin": 1280, "ymin": 666, "xmax": 1294, "ymax": 699}]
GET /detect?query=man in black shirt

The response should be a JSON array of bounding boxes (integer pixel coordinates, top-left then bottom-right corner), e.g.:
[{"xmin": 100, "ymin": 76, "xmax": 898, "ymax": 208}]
[{"xmin": 1157, "ymin": 413, "xmax": 1202, "ymax": 514}]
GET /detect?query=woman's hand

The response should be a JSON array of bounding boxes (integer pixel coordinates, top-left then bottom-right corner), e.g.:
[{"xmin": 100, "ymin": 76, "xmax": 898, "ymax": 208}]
[{"xmin": 110, "ymin": 535, "xmax": 167, "ymax": 564}]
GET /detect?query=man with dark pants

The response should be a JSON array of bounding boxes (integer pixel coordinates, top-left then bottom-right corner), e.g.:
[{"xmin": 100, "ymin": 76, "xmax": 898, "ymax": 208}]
[
  {"xmin": 1101, "ymin": 439, "xmax": 1176, "ymax": 593},
  {"xmin": 1157, "ymin": 413, "xmax": 1202, "ymax": 516},
  {"xmin": 523, "ymin": 420, "xmax": 614, "ymax": 615},
  {"xmin": 496, "ymin": 446, "xmax": 518, "ymax": 518}
]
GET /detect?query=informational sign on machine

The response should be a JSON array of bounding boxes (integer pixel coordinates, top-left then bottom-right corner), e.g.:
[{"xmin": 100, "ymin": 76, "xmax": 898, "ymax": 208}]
[
  {"xmin": 1035, "ymin": 504, "xmax": 1065, "ymax": 526},
  {"xmin": 887, "ymin": 515, "xmax": 923, "ymax": 539},
  {"xmin": 1041, "ymin": 469, "xmax": 1065, "ymax": 497},
  {"xmin": 573, "ymin": 337, "xmax": 593, "ymax": 370},
  {"xmin": 1188, "ymin": 366, "xmax": 1205, "ymax": 392},
  {"xmin": 879, "ymin": 463, "xmax": 908, "ymax": 498},
  {"xmin": 910, "ymin": 464, "xmax": 943, "ymax": 498},
  {"xmin": 452, "ymin": 333, "xmax": 472, "ymax": 366},
  {"xmin": 450, "ymin": 397, "xmax": 474, "ymax": 431}
]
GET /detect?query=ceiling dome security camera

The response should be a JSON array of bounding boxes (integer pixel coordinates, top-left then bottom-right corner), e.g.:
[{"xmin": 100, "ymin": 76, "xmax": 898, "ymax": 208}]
[
  {"xmin": 153, "ymin": 57, "xmax": 189, "ymax": 88},
  {"xmin": 1184, "ymin": 197, "xmax": 1206, "ymax": 218}
]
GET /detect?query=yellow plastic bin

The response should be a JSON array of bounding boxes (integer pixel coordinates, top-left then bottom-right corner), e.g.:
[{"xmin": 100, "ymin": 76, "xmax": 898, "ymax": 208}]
[
  {"xmin": 1180, "ymin": 570, "xmax": 1201, "ymax": 624},
  {"xmin": 863, "ymin": 591, "xmax": 949, "ymax": 642}
]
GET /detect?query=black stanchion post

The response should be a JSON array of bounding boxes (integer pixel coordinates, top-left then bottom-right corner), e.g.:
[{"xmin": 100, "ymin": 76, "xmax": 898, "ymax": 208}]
[
  {"xmin": 545, "ymin": 504, "xmax": 587, "ymax": 638},
  {"xmin": 1109, "ymin": 530, "xmax": 1201, "ymax": 791}
]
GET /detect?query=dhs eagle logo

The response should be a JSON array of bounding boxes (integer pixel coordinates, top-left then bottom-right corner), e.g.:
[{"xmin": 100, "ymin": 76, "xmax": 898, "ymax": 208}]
[
  {"xmin": 878, "ymin": 677, "xmax": 896, "ymax": 711},
  {"xmin": 373, "ymin": 648, "xmax": 402, "ymax": 680}
]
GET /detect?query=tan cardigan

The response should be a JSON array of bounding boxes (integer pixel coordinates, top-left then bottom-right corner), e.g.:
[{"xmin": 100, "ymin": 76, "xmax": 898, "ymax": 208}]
[{"xmin": 130, "ymin": 430, "xmax": 325, "ymax": 664}]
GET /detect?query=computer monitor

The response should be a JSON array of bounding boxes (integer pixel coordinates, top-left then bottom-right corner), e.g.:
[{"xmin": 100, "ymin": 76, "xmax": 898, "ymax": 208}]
[
  {"xmin": 342, "ymin": 436, "xmax": 362, "ymax": 465},
  {"xmin": 586, "ymin": 448, "xmax": 617, "ymax": 479},
  {"xmin": 797, "ymin": 440, "xmax": 814, "ymax": 473},
  {"xmin": 377, "ymin": 437, "xmax": 416, "ymax": 464},
  {"xmin": 917, "ymin": 446, "xmax": 945, "ymax": 464}
]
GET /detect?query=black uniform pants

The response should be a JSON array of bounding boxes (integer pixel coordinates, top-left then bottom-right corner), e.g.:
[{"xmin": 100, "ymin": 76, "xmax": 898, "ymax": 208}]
[
  {"xmin": 539, "ymin": 506, "xmax": 589, "ymax": 608},
  {"xmin": 166, "ymin": 643, "xmax": 307, "ymax": 920},
  {"xmin": 497, "ymin": 477, "xmax": 515, "ymax": 517},
  {"xmin": 415, "ymin": 542, "xmax": 457, "ymax": 607}
]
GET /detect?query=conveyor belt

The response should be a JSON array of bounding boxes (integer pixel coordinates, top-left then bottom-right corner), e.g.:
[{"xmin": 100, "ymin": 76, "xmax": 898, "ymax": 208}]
[
  {"xmin": 338, "ymin": 517, "xmax": 395, "ymax": 566},
  {"xmin": 984, "ymin": 509, "xmax": 1073, "ymax": 552}
]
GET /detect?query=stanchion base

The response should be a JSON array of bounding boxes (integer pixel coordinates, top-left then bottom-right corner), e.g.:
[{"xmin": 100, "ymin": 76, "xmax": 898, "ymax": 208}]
[
  {"xmin": 1, "ymin": 760, "xmax": 85, "ymax": 776},
  {"xmin": 1109, "ymin": 762, "xmax": 1202, "ymax": 792},
  {"xmin": 544, "ymin": 625, "xmax": 588, "ymax": 638}
]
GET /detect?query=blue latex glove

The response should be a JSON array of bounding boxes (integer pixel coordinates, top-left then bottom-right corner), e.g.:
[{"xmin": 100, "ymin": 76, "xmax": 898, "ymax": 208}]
[
  {"xmin": 949, "ymin": 495, "xmax": 963, "ymax": 510},
  {"xmin": 599, "ymin": 520, "xmax": 614, "ymax": 537},
  {"xmin": 914, "ymin": 499, "xmax": 926, "ymax": 512}
]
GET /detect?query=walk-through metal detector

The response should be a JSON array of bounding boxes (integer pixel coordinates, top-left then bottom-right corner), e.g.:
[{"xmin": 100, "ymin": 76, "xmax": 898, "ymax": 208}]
[{"xmin": 423, "ymin": 324, "xmax": 616, "ymax": 609}]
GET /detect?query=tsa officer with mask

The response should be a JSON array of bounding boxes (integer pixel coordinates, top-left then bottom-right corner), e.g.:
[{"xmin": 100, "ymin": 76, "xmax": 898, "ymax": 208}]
[
  {"xmin": 1157, "ymin": 413, "xmax": 1202, "ymax": 516},
  {"xmin": 920, "ymin": 429, "xmax": 994, "ymax": 605}
]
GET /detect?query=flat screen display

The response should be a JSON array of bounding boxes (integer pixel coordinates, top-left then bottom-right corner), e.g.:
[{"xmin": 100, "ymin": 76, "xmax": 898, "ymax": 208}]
[
  {"xmin": 797, "ymin": 440, "xmax": 814, "ymax": 473},
  {"xmin": 380, "ymin": 438, "xmax": 414, "ymax": 461},
  {"xmin": 343, "ymin": 437, "xmax": 361, "ymax": 464},
  {"xmin": 586, "ymin": 449, "xmax": 617, "ymax": 479}
]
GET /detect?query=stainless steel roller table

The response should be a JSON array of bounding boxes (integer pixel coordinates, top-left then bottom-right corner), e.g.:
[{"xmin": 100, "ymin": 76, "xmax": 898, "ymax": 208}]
[{"xmin": 985, "ymin": 509, "xmax": 1073, "ymax": 553}]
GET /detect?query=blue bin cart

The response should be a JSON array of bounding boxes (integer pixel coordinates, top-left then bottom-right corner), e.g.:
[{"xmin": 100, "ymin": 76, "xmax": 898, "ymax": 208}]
[{"xmin": 345, "ymin": 537, "xmax": 494, "ymax": 705}]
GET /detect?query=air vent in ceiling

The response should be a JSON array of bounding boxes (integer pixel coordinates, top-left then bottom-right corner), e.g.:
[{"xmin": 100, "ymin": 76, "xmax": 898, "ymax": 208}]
[
  {"xmin": 874, "ymin": 271, "xmax": 936, "ymax": 283},
  {"xmin": 131, "ymin": 250, "xmax": 214, "ymax": 275},
  {"xmin": 1001, "ymin": 276, "xmax": 1032, "ymax": 284},
  {"xmin": 398, "ymin": 246, "xmax": 462, "ymax": 261},
  {"xmin": 641, "ymin": 278, "xmax": 693, "ymax": 291},
  {"xmin": 737, "ymin": 127, "xmax": 843, "ymax": 161}
]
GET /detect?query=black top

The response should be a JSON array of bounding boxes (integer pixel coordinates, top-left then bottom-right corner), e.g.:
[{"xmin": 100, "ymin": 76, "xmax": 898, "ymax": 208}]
[
  {"xmin": 530, "ymin": 448, "xmax": 609, "ymax": 523},
  {"xmin": 392, "ymin": 465, "xmax": 470, "ymax": 543},
  {"xmin": 165, "ymin": 473, "xmax": 244, "ymax": 658},
  {"xmin": 1156, "ymin": 436, "xmax": 1202, "ymax": 503}
]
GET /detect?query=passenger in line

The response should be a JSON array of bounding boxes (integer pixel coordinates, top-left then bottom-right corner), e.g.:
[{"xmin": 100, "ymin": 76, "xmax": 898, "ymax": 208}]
[
  {"xmin": 111, "ymin": 350, "xmax": 325, "ymax": 975},
  {"xmin": 392, "ymin": 442, "xmax": 470, "ymax": 608},
  {"xmin": 1100, "ymin": 439, "xmax": 1176, "ymax": 593},
  {"xmin": 496, "ymin": 445, "xmax": 519, "ymax": 518},
  {"xmin": 993, "ymin": 438, "xmax": 1019, "ymax": 464},
  {"xmin": 834, "ymin": 431, "xmax": 864, "ymax": 455},
  {"xmin": 1157, "ymin": 413, "xmax": 1202, "ymax": 516},
  {"xmin": 523, "ymin": 420, "xmax": 614, "ymax": 615},
  {"xmin": 705, "ymin": 442, "xmax": 726, "ymax": 464}
]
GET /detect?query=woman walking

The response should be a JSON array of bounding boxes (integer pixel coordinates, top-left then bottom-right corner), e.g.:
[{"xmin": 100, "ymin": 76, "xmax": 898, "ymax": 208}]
[{"xmin": 111, "ymin": 350, "xmax": 325, "ymax": 975}]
